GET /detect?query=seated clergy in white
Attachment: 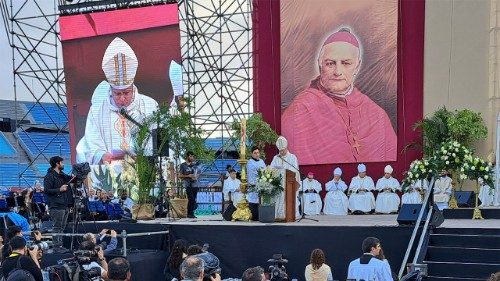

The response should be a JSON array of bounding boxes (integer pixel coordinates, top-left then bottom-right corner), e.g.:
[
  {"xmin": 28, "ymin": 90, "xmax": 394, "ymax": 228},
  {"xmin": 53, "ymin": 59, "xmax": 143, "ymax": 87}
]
[
  {"xmin": 433, "ymin": 170, "xmax": 452, "ymax": 210},
  {"xmin": 222, "ymin": 169, "xmax": 242, "ymax": 207},
  {"xmin": 402, "ymin": 179, "xmax": 426, "ymax": 205},
  {"xmin": 478, "ymin": 178, "xmax": 498, "ymax": 207},
  {"xmin": 324, "ymin": 167, "xmax": 349, "ymax": 215},
  {"xmin": 348, "ymin": 164, "xmax": 376, "ymax": 214},
  {"xmin": 270, "ymin": 136, "xmax": 301, "ymax": 219},
  {"xmin": 301, "ymin": 172, "xmax": 322, "ymax": 215},
  {"xmin": 375, "ymin": 165, "xmax": 401, "ymax": 214}
]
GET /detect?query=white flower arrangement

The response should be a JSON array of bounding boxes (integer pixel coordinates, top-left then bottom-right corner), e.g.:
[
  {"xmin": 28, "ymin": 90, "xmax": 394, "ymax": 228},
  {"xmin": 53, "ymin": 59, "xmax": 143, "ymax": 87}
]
[{"xmin": 250, "ymin": 166, "xmax": 283, "ymax": 205}]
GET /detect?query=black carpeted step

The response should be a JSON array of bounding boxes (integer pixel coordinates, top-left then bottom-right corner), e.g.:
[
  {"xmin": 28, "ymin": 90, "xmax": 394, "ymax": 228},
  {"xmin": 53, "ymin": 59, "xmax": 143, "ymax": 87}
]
[
  {"xmin": 425, "ymin": 261, "xmax": 499, "ymax": 279},
  {"xmin": 424, "ymin": 276, "xmax": 487, "ymax": 281},
  {"xmin": 426, "ymin": 246, "xmax": 500, "ymax": 264},
  {"xmin": 433, "ymin": 227, "xmax": 500, "ymax": 236},
  {"xmin": 429, "ymin": 234, "xmax": 500, "ymax": 249}
]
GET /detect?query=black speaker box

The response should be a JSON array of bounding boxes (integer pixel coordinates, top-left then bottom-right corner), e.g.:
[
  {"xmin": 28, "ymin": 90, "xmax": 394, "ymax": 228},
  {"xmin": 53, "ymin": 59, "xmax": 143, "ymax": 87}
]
[
  {"xmin": 397, "ymin": 204, "xmax": 444, "ymax": 227},
  {"xmin": 455, "ymin": 191, "xmax": 474, "ymax": 207},
  {"xmin": 152, "ymin": 128, "xmax": 169, "ymax": 157}
]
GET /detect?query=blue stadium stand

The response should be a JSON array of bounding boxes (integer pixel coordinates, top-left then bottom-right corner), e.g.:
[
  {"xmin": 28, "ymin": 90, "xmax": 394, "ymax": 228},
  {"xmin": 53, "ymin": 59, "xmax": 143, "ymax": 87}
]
[
  {"xmin": 23, "ymin": 102, "xmax": 68, "ymax": 128},
  {"xmin": 0, "ymin": 163, "xmax": 38, "ymax": 188},
  {"xmin": 16, "ymin": 131, "xmax": 70, "ymax": 160},
  {"xmin": 0, "ymin": 132, "xmax": 16, "ymax": 157}
]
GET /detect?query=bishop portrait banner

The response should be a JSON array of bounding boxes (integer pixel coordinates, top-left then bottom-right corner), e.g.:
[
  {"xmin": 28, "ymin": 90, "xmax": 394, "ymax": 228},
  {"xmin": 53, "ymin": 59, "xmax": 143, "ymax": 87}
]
[{"xmin": 280, "ymin": 0, "xmax": 398, "ymax": 165}]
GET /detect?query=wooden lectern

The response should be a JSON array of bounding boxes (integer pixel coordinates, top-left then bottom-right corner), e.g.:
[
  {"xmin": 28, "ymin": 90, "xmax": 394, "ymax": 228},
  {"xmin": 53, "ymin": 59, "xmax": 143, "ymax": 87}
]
[{"xmin": 284, "ymin": 169, "xmax": 298, "ymax": 222}]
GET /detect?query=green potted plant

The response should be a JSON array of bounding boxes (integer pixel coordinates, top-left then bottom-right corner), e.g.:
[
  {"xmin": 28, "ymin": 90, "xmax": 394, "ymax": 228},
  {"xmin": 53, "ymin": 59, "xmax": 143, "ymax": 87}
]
[
  {"xmin": 155, "ymin": 104, "xmax": 213, "ymax": 217},
  {"xmin": 231, "ymin": 113, "xmax": 278, "ymax": 159}
]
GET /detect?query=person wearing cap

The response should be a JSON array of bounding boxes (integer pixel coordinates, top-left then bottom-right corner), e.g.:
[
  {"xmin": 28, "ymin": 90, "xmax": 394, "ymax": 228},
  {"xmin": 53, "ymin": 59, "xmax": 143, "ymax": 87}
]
[
  {"xmin": 301, "ymin": 172, "xmax": 322, "ymax": 216},
  {"xmin": 433, "ymin": 170, "xmax": 452, "ymax": 210},
  {"xmin": 348, "ymin": 164, "xmax": 376, "ymax": 214},
  {"xmin": 324, "ymin": 167, "xmax": 349, "ymax": 215},
  {"xmin": 281, "ymin": 28, "xmax": 396, "ymax": 165},
  {"xmin": 270, "ymin": 136, "xmax": 301, "ymax": 219},
  {"xmin": 375, "ymin": 165, "xmax": 401, "ymax": 214},
  {"xmin": 223, "ymin": 169, "xmax": 242, "ymax": 207},
  {"xmin": 1, "ymin": 236, "xmax": 43, "ymax": 281},
  {"xmin": 76, "ymin": 37, "xmax": 158, "ymax": 165}
]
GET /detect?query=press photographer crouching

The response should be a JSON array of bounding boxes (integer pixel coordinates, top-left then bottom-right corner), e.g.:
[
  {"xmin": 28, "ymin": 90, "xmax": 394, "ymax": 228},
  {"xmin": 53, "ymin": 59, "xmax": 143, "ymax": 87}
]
[
  {"xmin": 1, "ymin": 236, "xmax": 43, "ymax": 281},
  {"xmin": 82, "ymin": 229, "xmax": 118, "ymax": 255},
  {"xmin": 76, "ymin": 240, "xmax": 108, "ymax": 280}
]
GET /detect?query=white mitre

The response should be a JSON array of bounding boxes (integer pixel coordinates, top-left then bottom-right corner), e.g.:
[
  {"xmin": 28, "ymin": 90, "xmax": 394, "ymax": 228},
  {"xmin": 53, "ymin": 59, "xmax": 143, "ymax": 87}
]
[{"xmin": 102, "ymin": 37, "xmax": 138, "ymax": 90}]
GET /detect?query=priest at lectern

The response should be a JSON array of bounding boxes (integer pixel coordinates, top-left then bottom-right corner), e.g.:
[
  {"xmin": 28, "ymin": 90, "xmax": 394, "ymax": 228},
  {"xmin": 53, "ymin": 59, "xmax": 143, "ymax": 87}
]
[{"xmin": 270, "ymin": 136, "xmax": 301, "ymax": 219}]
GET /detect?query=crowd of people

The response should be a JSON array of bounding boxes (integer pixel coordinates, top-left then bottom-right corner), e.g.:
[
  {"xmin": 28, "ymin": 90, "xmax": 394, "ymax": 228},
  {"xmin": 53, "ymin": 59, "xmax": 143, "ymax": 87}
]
[{"xmin": 164, "ymin": 237, "xmax": 398, "ymax": 281}]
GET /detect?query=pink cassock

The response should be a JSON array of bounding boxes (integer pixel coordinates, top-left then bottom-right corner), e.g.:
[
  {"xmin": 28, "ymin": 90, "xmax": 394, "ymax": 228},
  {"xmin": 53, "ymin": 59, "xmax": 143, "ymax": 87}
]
[{"xmin": 282, "ymin": 80, "xmax": 397, "ymax": 165}]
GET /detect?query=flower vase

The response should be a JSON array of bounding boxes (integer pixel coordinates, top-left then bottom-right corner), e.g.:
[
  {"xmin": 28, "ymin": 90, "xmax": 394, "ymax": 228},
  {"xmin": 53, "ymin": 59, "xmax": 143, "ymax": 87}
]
[{"xmin": 259, "ymin": 194, "xmax": 275, "ymax": 223}]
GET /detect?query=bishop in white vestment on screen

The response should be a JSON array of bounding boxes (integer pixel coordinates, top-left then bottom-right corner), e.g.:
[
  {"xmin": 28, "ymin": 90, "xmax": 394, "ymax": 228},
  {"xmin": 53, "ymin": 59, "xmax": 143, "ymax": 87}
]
[
  {"xmin": 301, "ymin": 172, "xmax": 322, "ymax": 215},
  {"xmin": 270, "ymin": 136, "xmax": 301, "ymax": 219},
  {"xmin": 323, "ymin": 167, "xmax": 349, "ymax": 215},
  {"xmin": 76, "ymin": 37, "xmax": 158, "ymax": 165},
  {"xmin": 348, "ymin": 164, "xmax": 376, "ymax": 213},
  {"xmin": 375, "ymin": 165, "xmax": 401, "ymax": 213}
]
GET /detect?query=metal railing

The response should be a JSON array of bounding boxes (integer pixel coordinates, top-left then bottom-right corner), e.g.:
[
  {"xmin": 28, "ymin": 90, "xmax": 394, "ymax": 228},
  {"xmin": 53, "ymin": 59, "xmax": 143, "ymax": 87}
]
[
  {"xmin": 398, "ymin": 177, "xmax": 436, "ymax": 280},
  {"xmin": 49, "ymin": 229, "xmax": 169, "ymax": 257}
]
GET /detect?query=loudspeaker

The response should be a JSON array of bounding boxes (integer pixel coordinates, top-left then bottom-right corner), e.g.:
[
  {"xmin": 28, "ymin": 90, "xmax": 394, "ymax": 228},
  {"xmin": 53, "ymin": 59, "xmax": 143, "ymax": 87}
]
[
  {"xmin": 152, "ymin": 128, "xmax": 169, "ymax": 157},
  {"xmin": 397, "ymin": 204, "xmax": 444, "ymax": 227},
  {"xmin": 397, "ymin": 204, "xmax": 428, "ymax": 225},
  {"xmin": 455, "ymin": 191, "xmax": 474, "ymax": 207}
]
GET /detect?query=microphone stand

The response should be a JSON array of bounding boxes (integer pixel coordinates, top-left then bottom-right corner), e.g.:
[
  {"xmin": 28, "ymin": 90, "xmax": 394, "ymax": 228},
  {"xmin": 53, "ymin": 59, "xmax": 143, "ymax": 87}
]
[{"xmin": 276, "ymin": 154, "xmax": 318, "ymax": 223}]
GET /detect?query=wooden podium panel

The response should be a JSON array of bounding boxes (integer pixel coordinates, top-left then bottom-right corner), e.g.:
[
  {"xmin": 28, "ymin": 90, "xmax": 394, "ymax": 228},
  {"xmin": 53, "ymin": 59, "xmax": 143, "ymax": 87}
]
[{"xmin": 285, "ymin": 169, "xmax": 298, "ymax": 222}]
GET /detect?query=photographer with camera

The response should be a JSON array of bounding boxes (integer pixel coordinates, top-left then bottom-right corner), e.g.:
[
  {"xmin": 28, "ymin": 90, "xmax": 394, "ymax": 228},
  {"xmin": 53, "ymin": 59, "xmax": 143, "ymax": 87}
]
[
  {"xmin": 1, "ymin": 236, "xmax": 43, "ymax": 281},
  {"xmin": 83, "ymin": 229, "xmax": 118, "ymax": 255},
  {"xmin": 78, "ymin": 240, "xmax": 108, "ymax": 280},
  {"xmin": 44, "ymin": 156, "xmax": 75, "ymax": 253}
]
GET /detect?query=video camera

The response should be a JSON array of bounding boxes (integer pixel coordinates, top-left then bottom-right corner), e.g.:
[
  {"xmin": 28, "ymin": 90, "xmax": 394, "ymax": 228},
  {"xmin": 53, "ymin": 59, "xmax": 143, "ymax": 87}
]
[
  {"xmin": 72, "ymin": 162, "xmax": 91, "ymax": 181},
  {"xmin": 45, "ymin": 244, "xmax": 105, "ymax": 281},
  {"xmin": 268, "ymin": 254, "xmax": 288, "ymax": 281}
]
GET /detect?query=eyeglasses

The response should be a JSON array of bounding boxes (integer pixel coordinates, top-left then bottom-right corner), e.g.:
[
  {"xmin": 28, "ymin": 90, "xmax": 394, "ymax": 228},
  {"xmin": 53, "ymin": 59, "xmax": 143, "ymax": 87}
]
[{"xmin": 112, "ymin": 89, "xmax": 133, "ymax": 98}]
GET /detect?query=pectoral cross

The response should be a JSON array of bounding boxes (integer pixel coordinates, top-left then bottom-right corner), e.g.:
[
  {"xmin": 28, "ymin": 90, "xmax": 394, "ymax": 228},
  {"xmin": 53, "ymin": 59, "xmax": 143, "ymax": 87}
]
[{"xmin": 352, "ymin": 136, "xmax": 361, "ymax": 154}]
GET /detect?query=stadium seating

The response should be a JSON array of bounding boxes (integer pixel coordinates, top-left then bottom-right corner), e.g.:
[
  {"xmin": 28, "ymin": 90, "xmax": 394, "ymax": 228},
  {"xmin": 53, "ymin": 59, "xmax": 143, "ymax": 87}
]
[
  {"xmin": 16, "ymin": 131, "xmax": 70, "ymax": 160},
  {"xmin": 0, "ymin": 132, "xmax": 16, "ymax": 157},
  {"xmin": 0, "ymin": 163, "xmax": 38, "ymax": 188},
  {"xmin": 23, "ymin": 102, "xmax": 68, "ymax": 128}
]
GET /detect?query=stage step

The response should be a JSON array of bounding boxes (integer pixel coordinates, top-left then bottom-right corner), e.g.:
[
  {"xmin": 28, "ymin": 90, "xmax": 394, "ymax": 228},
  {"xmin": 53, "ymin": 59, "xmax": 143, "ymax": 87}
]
[
  {"xmin": 424, "ymin": 229, "xmax": 500, "ymax": 279},
  {"xmin": 429, "ymin": 233, "xmax": 500, "ymax": 249},
  {"xmin": 424, "ymin": 261, "xmax": 499, "ymax": 279},
  {"xmin": 424, "ymin": 276, "xmax": 487, "ymax": 281},
  {"xmin": 443, "ymin": 208, "xmax": 500, "ymax": 219},
  {"xmin": 426, "ymin": 246, "xmax": 500, "ymax": 264}
]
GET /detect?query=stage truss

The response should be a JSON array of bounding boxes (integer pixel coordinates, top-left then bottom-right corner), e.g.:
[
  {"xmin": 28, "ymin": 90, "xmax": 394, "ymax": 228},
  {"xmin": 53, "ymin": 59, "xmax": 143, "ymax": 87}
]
[{"xmin": 1, "ymin": 0, "xmax": 253, "ymax": 186}]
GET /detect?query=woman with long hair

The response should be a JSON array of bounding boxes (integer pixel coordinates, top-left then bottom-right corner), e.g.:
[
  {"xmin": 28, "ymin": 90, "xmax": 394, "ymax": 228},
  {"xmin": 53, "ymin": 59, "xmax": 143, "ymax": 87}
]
[
  {"xmin": 165, "ymin": 239, "xmax": 188, "ymax": 280},
  {"xmin": 305, "ymin": 249, "xmax": 333, "ymax": 281}
]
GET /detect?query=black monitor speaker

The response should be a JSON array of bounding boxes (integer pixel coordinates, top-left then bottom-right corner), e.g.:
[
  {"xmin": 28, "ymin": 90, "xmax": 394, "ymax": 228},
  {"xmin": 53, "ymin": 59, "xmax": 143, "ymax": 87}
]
[{"xmin": 397, "ymin": 203, "xmax": 444, "ymax": 227}]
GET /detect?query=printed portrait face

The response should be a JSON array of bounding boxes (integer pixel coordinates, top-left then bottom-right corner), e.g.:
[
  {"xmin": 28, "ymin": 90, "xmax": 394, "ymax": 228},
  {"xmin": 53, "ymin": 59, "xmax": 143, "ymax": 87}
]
[{"xmin": 319, "ymin": 42, "xmax": 360, "ymax": 94}]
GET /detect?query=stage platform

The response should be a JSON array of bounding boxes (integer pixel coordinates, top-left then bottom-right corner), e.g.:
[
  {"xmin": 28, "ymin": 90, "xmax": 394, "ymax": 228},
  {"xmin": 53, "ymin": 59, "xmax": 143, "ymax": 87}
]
[{"xmin": 44, "ymin": 213, "xmax": 499, "ymax": 281}]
